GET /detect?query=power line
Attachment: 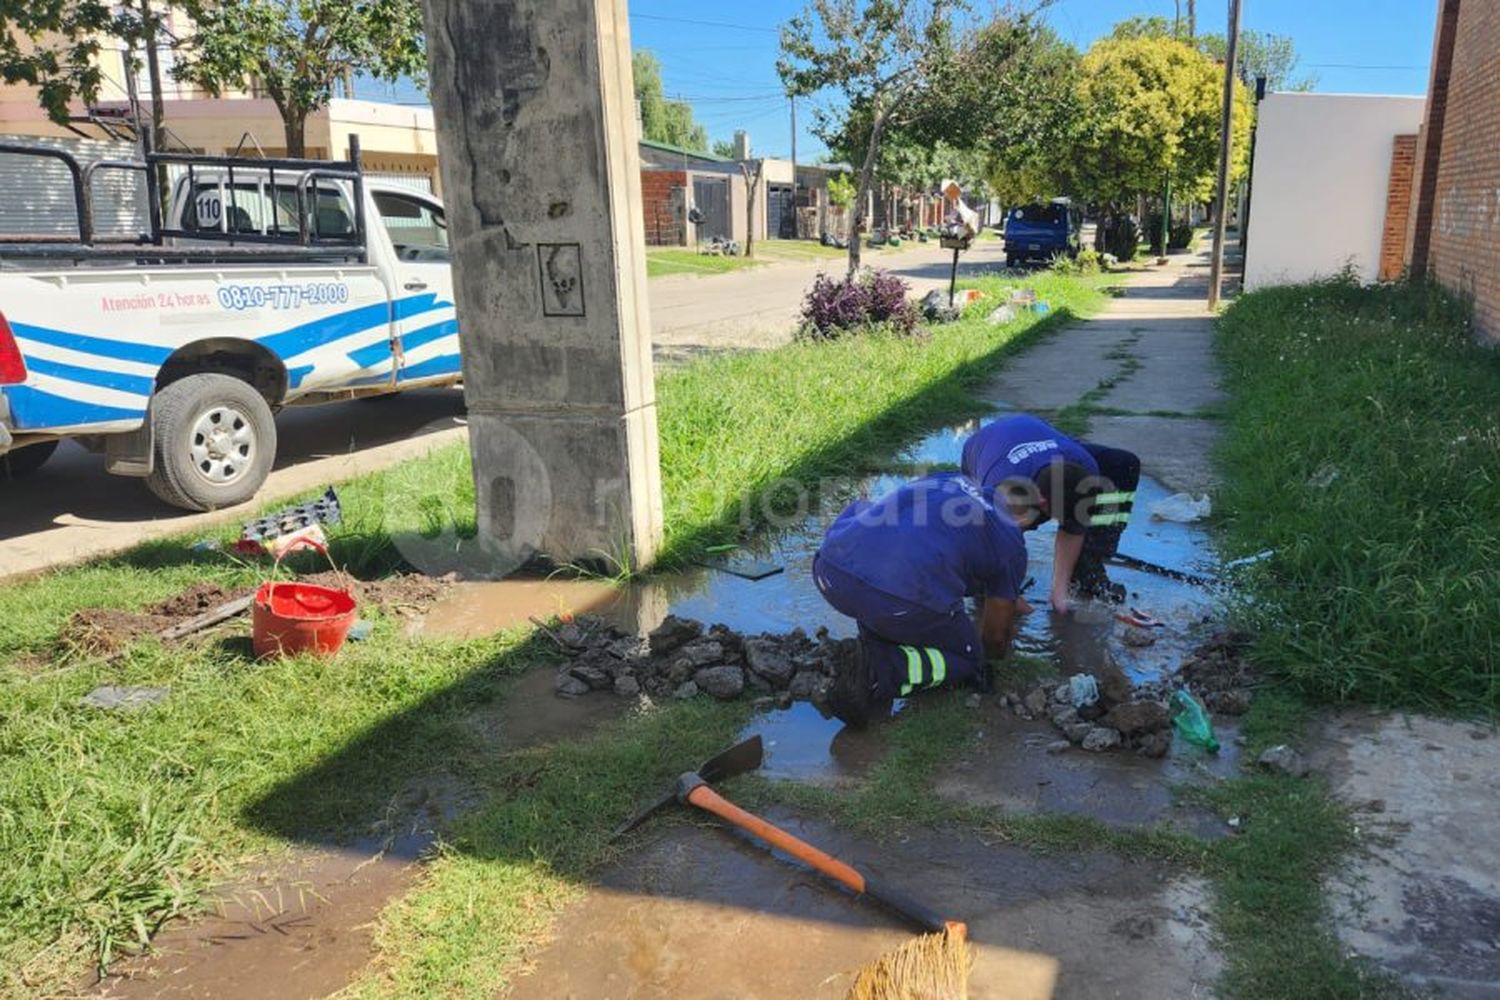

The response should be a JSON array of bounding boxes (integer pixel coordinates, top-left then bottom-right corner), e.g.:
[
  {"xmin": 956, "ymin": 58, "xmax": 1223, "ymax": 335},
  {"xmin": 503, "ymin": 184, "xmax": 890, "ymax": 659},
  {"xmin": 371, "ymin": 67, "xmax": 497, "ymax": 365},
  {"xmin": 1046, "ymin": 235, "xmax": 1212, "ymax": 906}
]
[
  {"xmin": 1303, "ymin": 62, "xmax": 1425, "ymax": 71},
  {"xmin": 630, "ymin": 12, "xmax": 779, "ymax": 34}
]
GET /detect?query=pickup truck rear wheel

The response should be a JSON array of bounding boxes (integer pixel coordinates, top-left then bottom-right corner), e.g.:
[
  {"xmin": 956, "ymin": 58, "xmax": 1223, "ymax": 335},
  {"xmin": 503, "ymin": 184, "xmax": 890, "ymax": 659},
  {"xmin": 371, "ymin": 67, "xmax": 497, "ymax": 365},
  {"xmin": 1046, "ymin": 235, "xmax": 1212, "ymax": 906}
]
[
  {"xmin": 146, "ymin": 374, "xmax": 277, "ymax": 511},
  {"xmin": 1, "ymin": 439, "xmax": 59, "ymax": 480}
]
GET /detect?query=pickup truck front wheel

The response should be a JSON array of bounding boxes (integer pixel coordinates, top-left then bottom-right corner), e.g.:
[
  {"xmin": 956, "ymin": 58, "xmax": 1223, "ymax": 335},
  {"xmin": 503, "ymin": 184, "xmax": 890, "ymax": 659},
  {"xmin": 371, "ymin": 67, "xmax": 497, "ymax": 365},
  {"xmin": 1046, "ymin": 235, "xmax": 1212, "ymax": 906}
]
[{"xmin": 146, "ymin": 374, "xmax": 277, "ymax": 511}]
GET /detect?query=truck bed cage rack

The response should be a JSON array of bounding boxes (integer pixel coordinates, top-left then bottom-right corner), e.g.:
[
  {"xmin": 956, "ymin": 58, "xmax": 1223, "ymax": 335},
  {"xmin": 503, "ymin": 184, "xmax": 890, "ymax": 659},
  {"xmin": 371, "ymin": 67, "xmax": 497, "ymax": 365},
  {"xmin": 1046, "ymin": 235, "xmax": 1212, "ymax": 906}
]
[{"xmin": 0, "ymin": 132, "xmax": 369, "ymax": 264}]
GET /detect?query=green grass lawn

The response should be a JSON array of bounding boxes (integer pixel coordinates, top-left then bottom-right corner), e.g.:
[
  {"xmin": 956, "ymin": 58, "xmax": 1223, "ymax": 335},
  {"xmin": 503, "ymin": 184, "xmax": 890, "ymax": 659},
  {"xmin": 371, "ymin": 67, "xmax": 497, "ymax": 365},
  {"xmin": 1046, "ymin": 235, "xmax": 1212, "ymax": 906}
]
[
  {"xmin": 0, "ymin": 270, "xmax": 1111, "ymax": 996},
  {"xmin": 1217, "ymin": 276, "xmax": 1500, "ymax": 715},
  {"xmin": 645, "ymin": 247, "xmax": 765, "ymax": 278}
]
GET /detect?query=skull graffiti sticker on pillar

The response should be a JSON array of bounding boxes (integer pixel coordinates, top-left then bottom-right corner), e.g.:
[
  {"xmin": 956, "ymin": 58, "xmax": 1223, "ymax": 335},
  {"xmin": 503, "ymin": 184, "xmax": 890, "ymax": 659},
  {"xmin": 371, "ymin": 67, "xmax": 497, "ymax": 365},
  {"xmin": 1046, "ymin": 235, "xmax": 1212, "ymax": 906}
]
[{"xmin": 538, "ymin": 243, "xmax": 585, "ymax": 316}]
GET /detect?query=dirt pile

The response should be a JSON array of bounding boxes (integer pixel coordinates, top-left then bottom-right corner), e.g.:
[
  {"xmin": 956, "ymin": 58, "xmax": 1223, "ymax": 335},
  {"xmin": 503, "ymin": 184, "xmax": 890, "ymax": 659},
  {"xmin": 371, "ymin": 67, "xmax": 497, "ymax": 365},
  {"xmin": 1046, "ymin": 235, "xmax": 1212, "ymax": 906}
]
[
  {"xmin": 1004, "ymin": 631, "xmax": 1259, "ymax": 758},
  {"xmin": 1004, "ymin": 654, "xmax": 1175, "ymax": 758},
  {"xmin": 56, "ymin": 608, "xmax": 174, "ymax": 658},
  {"xmin": 1178, "ymin": 630, "xmax": 1257, "ymax": 716},
  {"xmin": 550, "ymin": 614, "xmax": 840, "ymax": 707}
]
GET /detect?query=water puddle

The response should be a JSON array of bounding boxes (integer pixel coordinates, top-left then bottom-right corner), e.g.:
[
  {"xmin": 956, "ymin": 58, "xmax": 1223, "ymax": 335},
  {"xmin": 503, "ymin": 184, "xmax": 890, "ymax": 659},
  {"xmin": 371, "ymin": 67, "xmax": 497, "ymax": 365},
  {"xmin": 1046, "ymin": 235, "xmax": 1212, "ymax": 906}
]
[{"xmin": 420, "ymin": 422, "xmax": 1227, "ymax": 797}]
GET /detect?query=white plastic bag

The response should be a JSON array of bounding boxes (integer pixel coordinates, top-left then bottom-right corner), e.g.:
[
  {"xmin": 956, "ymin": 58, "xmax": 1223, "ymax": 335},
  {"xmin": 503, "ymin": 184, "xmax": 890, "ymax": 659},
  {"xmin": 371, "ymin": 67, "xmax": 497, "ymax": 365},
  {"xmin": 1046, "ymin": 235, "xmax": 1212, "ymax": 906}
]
[{"xmin": 1150, "ymin": 493, "xmax": 1212, "ymax": 523}]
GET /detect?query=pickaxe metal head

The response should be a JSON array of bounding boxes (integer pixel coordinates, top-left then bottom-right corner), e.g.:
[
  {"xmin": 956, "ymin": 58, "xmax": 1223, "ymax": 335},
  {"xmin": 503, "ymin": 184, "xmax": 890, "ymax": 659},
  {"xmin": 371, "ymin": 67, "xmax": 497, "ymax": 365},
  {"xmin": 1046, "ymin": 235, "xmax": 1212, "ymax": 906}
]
[{"xmin": 609, "ymin": 734, "xmax": 764, "ymax": 839}]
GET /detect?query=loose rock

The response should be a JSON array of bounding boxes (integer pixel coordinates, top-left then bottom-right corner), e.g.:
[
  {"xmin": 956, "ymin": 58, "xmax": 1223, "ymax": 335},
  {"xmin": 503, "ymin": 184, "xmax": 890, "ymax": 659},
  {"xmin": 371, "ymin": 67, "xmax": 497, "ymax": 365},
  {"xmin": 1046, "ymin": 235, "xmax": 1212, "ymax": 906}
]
[
  {"xmin": 1022, "ymin": 687, "xmax": 1050, "ymax": 717},
  {"xmin": 555, "ymin": 674, "xmax": 590, "ymax": 698},
  {"xmin": 695, "ymin": 665, "xmax": 745, "ymax": 701},
  {"xmin": 1045, "ymin": 739, "xmax": 1072, "ymax": 754},
  {"xmin": 1063, "ymin": 722, "xmax": 1093, "ymax": 744},
  {"xmin": 568, "ymin": 664, "xmax": 612, "ymax": 691},
  {"xmin": 1136, "ymin": 731, "xmax": 1173, "ymax": 758},
  {"xmin": 1121, "ymin": 627, "xmax": 1156, "ymax": 648},
  {"xmin": 673, "ymin": 680, "xmax": 700, "ymax": 701},
  {"xmin": 648, "ymin": 614, "xmax": 704, "ymax": 655},
  {"xmin": 1082, "ymin": 727, "xmax": 1123, "ymax": 752},
  {"xmin": 1208, "ymin": 688, "xmax": 1253, "ymax": 716},
  {"xmin": 744, "ymin": 638, "xmax": 796, "ymax": 685},
  {"xmin": 678, "ymin": 640, "xmax": 726, "ymax": 669},
  {"xmin": 613, "ymin": 675, "xmax": 641, "ymax": 697},
  {"xmin": 1257, "ymin": 744, "xmax": 1310, "ymax": 778},
  {"xmin": 1102, "ymin": 700, "xmax": 1170, "ymax": 737}
]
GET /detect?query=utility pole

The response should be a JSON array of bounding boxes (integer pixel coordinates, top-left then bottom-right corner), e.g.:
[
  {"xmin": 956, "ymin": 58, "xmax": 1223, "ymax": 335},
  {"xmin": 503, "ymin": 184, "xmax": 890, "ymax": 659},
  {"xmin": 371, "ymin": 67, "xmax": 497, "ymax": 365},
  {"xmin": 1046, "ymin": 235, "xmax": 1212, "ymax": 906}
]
[
  {"xmin": 1206, "ymin": 0, "xmax": 1241, "ymax": 310},
  {"xmin": 789, "ymin": 96, "xmax": 797, "ymax": 238},
  {"xmin": 1187, "ymin": 0, "xmax": 1197, "ymax": 36}
]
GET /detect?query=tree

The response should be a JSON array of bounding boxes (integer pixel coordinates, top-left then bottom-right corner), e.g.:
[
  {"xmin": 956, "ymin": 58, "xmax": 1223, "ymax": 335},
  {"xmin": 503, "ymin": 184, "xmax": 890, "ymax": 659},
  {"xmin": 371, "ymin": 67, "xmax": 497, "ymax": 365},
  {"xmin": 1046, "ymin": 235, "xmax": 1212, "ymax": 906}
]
[
  {"xmin": 1064, "ymin": 34, "xmax": 1249, "ymax": 251},
  {"xmin": 175, "ymin": 0, "xmax": 425, "ymax": 157},
  {"xmin": 779, "ymin": 0, "xmax": 965, "ymax": 275},
  {"xmin": 632, "ymin": 51, "xmax": 708, "ymax": 152},
  {"xmin": 1199, "ymin": 30, "xmax": 1315, "ymax": 91},
  {"xmin": 738, "ymin": 159, "xmax": 766, "ymax": 256},
  {"xmin": 712, "ymin": 138, "xmax": 737, "ymax": 159},
  {"xmin": 0, "ymin": 0, "xmax": 171, "ymax": 145}
]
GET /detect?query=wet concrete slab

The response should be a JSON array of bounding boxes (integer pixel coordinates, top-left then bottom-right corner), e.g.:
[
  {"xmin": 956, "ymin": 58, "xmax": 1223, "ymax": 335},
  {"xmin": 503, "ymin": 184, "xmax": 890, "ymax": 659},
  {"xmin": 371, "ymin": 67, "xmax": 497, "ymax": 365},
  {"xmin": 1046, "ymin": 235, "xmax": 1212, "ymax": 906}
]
[
  {"xmin": 91, "ymin": 666, "xmax": 630, "ymax": 1000},
  {"xmin": 974, "ymin": 322, "xmax": 1140, "ymax": 412},
  {"xmin": 1312, "ymin": 711, "xmax": 1500, "ymax": 998},
  {"xmin": 507, "ymin": 809, "xmax": 1220, "ymax": 999},
  {"xmin": 417, "ymin": 578, "xmax": 633, "ymax": 640},
  {"xmin": 935, "ymin": 702, "xmax": 1239, "ymax": 836},
  {"xmin": 1082, "ymin": 416, "xmax": 1221, "ymax": 497},
  {"xmin": 91, "ymin": 796, "xmax": 449, "ymax": 1000}
]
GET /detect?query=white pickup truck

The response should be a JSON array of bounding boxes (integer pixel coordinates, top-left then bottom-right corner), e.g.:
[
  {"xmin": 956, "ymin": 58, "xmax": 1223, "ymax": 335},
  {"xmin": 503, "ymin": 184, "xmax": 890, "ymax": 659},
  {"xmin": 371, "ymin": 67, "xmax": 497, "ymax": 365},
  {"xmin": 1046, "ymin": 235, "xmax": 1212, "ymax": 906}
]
[{"xmin": 0, "ymin": 137, "xmax": 459, "ymax": 510}]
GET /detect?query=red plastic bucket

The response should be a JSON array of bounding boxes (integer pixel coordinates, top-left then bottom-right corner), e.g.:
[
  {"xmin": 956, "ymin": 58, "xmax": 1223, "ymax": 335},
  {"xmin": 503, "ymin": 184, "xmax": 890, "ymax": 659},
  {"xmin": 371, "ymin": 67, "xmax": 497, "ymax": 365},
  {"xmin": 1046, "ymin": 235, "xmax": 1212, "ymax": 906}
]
[
  {"xmin": 252, "ymin": 581, "xmax": 357, "ymax": 659},
  {"xmin": 250, "ymin": 537, "xmax": 357, "ymax": 659}
]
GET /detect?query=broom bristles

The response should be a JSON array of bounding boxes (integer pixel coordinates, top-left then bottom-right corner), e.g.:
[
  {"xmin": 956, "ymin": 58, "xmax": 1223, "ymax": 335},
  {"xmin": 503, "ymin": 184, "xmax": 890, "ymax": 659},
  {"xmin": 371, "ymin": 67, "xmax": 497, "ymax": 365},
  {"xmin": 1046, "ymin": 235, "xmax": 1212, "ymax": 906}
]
[{"xmin": 846, "ymin": 924, "xmax": 973, "ymax": 1000}]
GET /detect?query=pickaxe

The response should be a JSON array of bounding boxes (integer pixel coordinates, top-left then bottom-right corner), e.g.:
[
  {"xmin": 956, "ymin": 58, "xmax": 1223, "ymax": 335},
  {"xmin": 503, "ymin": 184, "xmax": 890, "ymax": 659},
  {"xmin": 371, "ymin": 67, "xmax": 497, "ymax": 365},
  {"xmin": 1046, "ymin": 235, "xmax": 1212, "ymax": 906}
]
[{"xmin": 613, "ymin": 734, "xmax": 960, "ymax": 936}]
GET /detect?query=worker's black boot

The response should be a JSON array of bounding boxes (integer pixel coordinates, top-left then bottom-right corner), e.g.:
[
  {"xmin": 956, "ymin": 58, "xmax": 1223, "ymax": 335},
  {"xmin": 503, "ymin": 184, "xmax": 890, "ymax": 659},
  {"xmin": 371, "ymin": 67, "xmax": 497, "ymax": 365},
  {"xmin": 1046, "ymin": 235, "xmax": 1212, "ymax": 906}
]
[
  {"xmin": 1072, "ymin": 552, "xmax": 1126, "ymax": 604},
  {"xmin": 822, "ymin": 637, "xmax": 880, "ymax": 729}
]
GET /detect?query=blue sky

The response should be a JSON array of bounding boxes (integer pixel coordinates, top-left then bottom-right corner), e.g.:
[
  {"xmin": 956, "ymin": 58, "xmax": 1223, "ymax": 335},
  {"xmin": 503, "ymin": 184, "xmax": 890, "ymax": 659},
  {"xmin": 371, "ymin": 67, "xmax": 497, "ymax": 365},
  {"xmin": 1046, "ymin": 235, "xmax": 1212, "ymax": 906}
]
[
  {"xmin": 363, "ymin": 1, "xmax": 1437, "ymax": 160},
  {"xmin": 623, "ymin": 0, "xmax": 1438, "ymax": 160}
]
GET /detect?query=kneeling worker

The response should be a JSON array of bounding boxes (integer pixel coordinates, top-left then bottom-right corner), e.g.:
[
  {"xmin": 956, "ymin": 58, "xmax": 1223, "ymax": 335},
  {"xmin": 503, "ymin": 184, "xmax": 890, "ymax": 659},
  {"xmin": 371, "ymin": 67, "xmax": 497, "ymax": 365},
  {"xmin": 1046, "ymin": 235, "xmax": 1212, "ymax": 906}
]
[
  {"xmin": 813, "ymin": 472, "xmax": 1030, "ymax": 728},
  {"xmin": 960, "ymin": 413, "xmax": 1139, "ymax": 612}
]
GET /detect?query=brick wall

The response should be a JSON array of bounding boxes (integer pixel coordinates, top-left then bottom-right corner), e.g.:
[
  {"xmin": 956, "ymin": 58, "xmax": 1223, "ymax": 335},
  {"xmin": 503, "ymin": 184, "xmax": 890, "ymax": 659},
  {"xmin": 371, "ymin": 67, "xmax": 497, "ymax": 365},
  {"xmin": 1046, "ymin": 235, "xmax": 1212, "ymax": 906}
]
[
  {"xmin": 1416, "ymin": 0, "xmax": 1500, "ymax": 340},
  {"xmin": 1379, "ymin": 135, "xmax": 1418, "ymax": 281},
  {"xmin": 640, "ymin": 169, "xmax": 685, "ymax": 246}
]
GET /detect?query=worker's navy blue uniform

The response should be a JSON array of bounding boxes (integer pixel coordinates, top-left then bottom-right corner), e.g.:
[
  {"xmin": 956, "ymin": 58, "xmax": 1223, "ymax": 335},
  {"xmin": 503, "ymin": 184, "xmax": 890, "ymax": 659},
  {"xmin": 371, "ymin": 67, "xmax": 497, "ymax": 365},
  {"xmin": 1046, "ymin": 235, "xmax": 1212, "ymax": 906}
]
[
  {"xmin": 960, "ymin": 413, "xmax": 1139, "ymax": 559},
  {"xmin": 813, "ymin": 473, "xmax": 1026, "ymax": 700}
]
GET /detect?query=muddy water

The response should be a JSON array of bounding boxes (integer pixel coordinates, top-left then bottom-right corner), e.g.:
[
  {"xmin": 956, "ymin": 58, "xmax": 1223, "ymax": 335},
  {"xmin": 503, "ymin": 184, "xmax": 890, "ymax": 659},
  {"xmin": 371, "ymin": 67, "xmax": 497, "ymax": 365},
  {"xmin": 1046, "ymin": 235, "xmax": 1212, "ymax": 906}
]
[
  {"xmin": 507, "ymin": 808, "xmax": 1220, "ymax": 1000},
  {"xmin": 420, "ymin": 424, "xmax": 1223, "ymax": 787}
]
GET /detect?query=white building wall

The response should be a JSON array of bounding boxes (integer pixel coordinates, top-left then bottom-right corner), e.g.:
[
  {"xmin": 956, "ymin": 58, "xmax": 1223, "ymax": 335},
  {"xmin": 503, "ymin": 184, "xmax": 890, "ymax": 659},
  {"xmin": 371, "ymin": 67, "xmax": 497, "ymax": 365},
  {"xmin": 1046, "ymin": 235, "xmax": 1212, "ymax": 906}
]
[{"xmin": 1244, "ymin": 93, "xmax": 1426, "ymax": 290}]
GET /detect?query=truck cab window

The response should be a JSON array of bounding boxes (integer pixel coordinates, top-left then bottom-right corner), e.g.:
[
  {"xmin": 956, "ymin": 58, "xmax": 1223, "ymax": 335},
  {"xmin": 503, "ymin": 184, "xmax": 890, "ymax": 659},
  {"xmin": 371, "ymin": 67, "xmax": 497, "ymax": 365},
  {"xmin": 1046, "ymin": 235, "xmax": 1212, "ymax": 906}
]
[{"xmin": 374, "ymin": 191, "xmax": 449, "ymax": 262}]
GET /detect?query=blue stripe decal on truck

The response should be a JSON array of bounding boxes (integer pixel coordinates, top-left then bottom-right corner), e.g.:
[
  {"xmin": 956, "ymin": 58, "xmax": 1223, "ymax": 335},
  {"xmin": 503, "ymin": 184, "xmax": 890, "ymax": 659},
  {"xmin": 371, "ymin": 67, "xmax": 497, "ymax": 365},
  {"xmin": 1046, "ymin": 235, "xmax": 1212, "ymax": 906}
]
[
  {"xmin": 256, "ymin": 293, "xmax": 448, "ymax": 359},
  {"xmin": 24, "ymin": 355, "xmax": 155, "ymax": 397},
  {"xmin": 344, "ymin": 317, "xmax": 459, "ymax": 370},
  {"xmin": 3, "ymin": 385, "xmax": 146, "ymax": 429},
  {"xmin": 12, "ymin": 322, "xmax": 173, "ymax": 366},
  {"xmin": 397, "ymin": 354, "xmax": 463, "ymax": 382}
]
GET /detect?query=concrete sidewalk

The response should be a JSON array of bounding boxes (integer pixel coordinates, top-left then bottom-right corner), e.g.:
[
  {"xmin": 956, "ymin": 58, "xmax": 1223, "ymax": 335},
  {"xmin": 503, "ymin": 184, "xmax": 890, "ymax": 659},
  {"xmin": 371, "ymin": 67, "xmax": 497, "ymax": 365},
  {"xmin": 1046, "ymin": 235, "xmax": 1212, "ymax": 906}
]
[
  {"xmin": 649, "ymin": 236, "xmax": 1010, "ymax": 362},
  {"xmin": 979, "ymin": 247, "xmax": 1224, "ymax": 494}
]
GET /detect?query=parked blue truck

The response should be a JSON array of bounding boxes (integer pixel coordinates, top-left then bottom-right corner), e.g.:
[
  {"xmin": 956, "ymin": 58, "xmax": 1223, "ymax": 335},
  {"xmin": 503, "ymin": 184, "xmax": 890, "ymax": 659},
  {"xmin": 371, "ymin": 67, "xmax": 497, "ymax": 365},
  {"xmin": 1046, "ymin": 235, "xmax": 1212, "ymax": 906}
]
[{"xmin": 1003, "ymin": 200, "xmax": 1081, "ymax": 267}]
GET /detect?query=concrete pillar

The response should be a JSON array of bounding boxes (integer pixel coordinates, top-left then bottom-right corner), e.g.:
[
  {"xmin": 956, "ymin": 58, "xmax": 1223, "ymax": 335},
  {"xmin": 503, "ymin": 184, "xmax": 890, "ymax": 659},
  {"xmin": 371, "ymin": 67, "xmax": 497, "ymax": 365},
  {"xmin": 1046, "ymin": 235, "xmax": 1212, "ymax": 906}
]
[{"xmin": 422, "ymin": 0, "xmax": 663, "ymax": 574}]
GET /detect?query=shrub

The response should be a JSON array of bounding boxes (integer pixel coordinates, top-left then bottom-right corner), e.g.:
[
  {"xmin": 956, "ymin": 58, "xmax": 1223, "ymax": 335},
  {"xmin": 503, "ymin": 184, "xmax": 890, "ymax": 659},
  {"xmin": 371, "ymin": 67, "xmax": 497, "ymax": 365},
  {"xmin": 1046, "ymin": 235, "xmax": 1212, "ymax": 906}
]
[
  {"xmin": 1050, "ymin": 247, "xmax": 1103, "ymax": 276},
  {"xmin": 1145, "ymin": 214, "xmax": 1195, "ymax": 253},
  {"xmin": 799, "ymin": 268, "xmax": 919, "ymax": 339},
  {"xmin": 1098, "ymin": 215, "xmax": 1141, "ymax": 260}
]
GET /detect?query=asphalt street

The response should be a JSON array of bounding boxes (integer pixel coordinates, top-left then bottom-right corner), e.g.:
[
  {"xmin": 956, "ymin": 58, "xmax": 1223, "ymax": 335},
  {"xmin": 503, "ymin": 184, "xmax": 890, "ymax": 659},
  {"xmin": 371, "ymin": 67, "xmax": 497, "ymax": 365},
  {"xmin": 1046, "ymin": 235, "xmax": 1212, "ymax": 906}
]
[{"xmin": 0, "ymin": 237, "xmax": 1014, "ymax": 576}]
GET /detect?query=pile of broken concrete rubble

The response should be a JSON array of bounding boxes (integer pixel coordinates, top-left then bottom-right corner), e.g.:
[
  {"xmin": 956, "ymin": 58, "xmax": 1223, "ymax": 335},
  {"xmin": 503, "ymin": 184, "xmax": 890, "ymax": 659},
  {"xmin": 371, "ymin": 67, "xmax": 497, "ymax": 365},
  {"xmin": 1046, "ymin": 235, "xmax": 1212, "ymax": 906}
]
[
  {"xmin": 551, "ymin": 613, "xmax": 1257, "ymax": 759},
  {"xmin": 551, "ymin": 614, "xmax": 839, "ymax": 706}
]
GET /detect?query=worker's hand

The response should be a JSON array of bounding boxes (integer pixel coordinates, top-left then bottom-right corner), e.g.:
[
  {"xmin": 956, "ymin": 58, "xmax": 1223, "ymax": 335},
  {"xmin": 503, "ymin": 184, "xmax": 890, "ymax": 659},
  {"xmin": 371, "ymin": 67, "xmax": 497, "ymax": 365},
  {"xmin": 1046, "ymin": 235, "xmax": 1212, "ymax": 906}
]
[
  {"xmin": 1049, "ymin": 588, "xmax": 1072, "ymax": 614},
  {"xmin": 1016, "ymin": 595, "xmax": 1035, "ymax": 616}
]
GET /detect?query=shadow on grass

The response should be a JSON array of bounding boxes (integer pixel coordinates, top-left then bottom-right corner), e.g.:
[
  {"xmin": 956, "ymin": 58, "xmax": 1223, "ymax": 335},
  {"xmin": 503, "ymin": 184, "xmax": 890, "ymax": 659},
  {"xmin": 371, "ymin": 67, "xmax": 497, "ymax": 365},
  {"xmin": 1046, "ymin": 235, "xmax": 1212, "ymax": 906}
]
[
  {"xmin": 234, "ymin": 300, "xmax": 1095, "ymax": 951},
  {"xmin": 652, "ymin": 302, "xmax": 1089, "ymax": 570}
]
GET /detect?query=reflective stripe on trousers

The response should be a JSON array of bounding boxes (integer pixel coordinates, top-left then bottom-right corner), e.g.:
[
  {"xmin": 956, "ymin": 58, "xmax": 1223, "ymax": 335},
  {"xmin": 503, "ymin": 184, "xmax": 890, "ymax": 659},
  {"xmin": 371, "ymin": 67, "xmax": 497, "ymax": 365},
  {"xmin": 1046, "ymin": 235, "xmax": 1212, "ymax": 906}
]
[{"xmin": 898, "ymin": 645, "xmax": 950, "ymax": 696}]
